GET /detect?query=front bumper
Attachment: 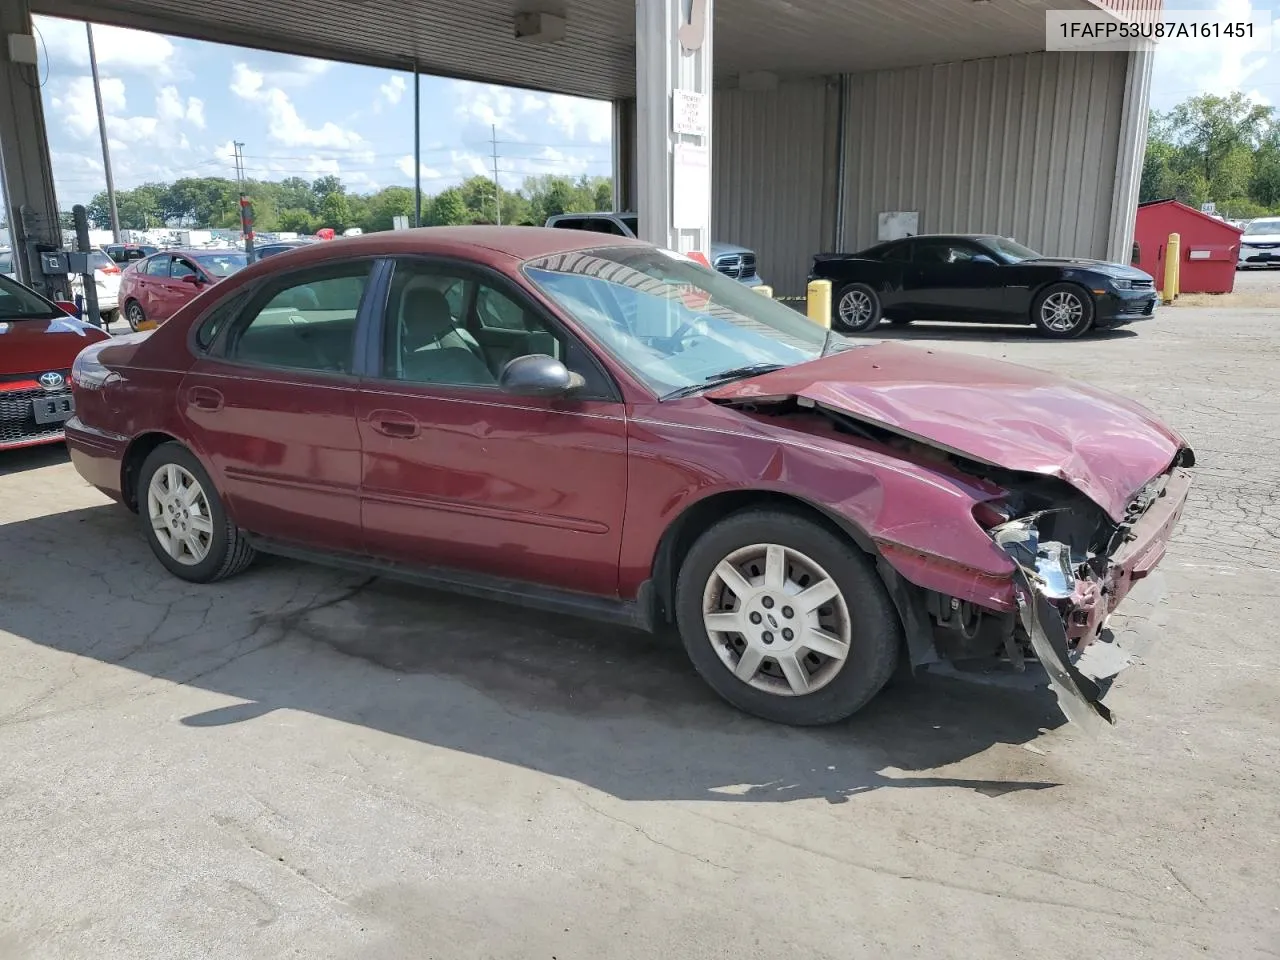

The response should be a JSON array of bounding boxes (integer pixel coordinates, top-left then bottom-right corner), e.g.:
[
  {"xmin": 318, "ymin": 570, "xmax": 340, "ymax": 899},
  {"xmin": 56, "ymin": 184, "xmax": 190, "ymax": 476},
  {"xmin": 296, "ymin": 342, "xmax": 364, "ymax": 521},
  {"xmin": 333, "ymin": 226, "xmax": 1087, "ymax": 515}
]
[
  {"xmin": 1094, "ymin": 287, "xmax": 1158, "ymax": 326},
  {"xmin": 1239, "ymin": 247, "xmax": 1280, "ymax": 266},
  {"xmin": 0, "ymin": 375, "xmax": 74, "ymax": 450},
  {"xmin": 1001, "ymin": 467, "xmax": 1192, "ymax": 730}
]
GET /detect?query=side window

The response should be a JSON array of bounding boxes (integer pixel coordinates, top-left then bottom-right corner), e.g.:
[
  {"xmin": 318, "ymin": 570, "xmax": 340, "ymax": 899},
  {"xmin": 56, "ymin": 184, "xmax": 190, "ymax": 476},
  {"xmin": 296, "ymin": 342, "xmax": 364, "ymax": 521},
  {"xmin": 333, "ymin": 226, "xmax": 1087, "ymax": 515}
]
[
  {"xmin": 883, "ymin": 243, "xmax": 912, "ymax": 263},
  {"xmin": 170, "ymin": 258, "xmax": 197, "ymax": 279},
  {"xmin": 145, "ymin": 256, "xmax": 170, "ymax": 276},
  {"xmin": 552, "ymin": 218, "xmax": 584, "ymax": 231},
  {"xmin": 226, "ymin": 264, "xmax": 370, "ymax": 373},
  {"xmin": 195, "ymin": 292, "xmax": 248, "ymax": 351},
  {"xmin": 914, "ymin": 242, "xmax": 973, "ymax": 265},
  {"xmin": 380, "ymin": 260, "xmax": 613, "ymax": 398}
]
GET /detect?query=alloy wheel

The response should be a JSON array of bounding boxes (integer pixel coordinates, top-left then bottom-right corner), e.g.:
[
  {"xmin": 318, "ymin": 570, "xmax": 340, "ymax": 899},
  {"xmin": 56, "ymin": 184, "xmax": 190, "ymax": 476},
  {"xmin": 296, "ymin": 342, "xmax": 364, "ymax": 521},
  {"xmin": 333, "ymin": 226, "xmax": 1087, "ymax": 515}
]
[
  {"xmin": 126, "ymin": 302, "xmax": 144, "ymax": 331},
  {"xmin": 701, "ymin": 542, "xmax": 852, "ymax": 696},
  {"xmin": 147, "ymin": 463, "xmax": 215, "ymax": 566},
  {"xmin": 837, "ymin": 290, "xmax": 873, "ymax": 329},
  {"xmin": 1040, "ymin": 291, "xmax": 1083, "ymax": 333}
]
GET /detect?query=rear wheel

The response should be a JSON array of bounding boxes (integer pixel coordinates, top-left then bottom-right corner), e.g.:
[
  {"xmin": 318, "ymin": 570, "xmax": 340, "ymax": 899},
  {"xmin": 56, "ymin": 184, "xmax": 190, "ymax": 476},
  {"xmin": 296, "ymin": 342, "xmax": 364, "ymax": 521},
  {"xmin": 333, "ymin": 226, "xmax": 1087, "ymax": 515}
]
[
  {"xmin": 137, "ymin": 443, "xmax": 256, "ymax": 583},
  {"xmin": 1032, "ymin": 283, "xmax": 1094, "ymax": 338},
  {"xmin": 124, "ymin": 299, "xmax": 145, "ymax": 332},
  {"xmin": 834, "ymin": 283, "xmax": 882, "ymax": 333},
  {"xmin": 674, "ymin": 509, "xmax": 901, "ymax": 725}
]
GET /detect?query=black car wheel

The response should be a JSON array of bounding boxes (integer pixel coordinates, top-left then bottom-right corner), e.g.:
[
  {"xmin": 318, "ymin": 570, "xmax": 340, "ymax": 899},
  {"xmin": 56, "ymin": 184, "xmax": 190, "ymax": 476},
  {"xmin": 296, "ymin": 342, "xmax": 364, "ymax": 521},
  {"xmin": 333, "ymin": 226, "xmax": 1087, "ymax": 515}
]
[
  {"xmin": 124, "ymin": 299, "xmax": 146, "ymax": 332},
  {"xmin": 137, "ymin": 442, "xmax": 256, "ymax": 584},
  {"xmin": 675, "ymin": 508, "xmax": 901, "ymax": 726},
  {"xmin": 1032, "ymin": 283, "xmax": 1094, "ymax": 339},
  {"xmin": 834, "ymin": 283, "xmax": 882, "ymax": 333}
]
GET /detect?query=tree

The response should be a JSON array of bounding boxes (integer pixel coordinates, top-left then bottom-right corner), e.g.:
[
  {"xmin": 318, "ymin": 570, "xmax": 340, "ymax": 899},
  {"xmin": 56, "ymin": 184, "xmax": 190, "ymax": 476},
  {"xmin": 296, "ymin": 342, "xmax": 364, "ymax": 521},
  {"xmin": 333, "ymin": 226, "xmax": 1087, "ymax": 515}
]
[
  {"xmin": 1167, "ymin": 93, "xmax": 1272, "ymax": 187},
  {"xmin": 429, "ymin": 188, "xmax": 469, "ymax": 226},
  {"xmin": 361, "ymin": 185, "xmax": 415, "ymax": 232},
  {"xmin": 318, "ymin": 191, "xmax": 351, "ymax": 230},
  {"xmin": 277, "ymin": 176, "xmax": 317, "ymax": 214},
  {"xmin": 277, "ymin": 208, "xmax": 317, "ymax": 234},
  {"xmin": 312, "ymin": 175, "xmax": 344, "ymax": 200}
]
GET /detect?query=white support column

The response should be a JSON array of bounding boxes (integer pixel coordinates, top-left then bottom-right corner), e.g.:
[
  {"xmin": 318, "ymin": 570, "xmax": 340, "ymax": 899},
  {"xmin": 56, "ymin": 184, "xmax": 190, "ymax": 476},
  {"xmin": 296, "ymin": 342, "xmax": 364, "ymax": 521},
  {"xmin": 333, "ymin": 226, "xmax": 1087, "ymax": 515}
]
[
  {"xmin": 635, "ymin": 0, "xmax": 713, "ymax": 259},
  {"xmin": 0, "ymin": 0, "xmax": 62, "ymax": 294},
  {"xmin": 1107, "ymin": 47, "xmax": 1154, "ymax": 264}
]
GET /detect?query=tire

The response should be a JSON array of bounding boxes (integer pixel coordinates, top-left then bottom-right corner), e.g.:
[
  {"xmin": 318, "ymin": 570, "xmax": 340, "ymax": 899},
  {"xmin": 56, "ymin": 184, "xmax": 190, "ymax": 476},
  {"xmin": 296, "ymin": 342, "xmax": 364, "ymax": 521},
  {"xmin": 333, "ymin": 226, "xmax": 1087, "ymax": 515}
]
[
  {"xmin": 137, "ymin": 442, "xmax": 256, "ymax": 583},
  {"xmin": 124, "ymin": 299, "xmax": 145, "ymax": 332},
  {"xmin": 1032, "ymin": 282, "xmax": 1094, "ymax": 339},
  {"xmin": 674, "ymin": 509, "xmax": 901, "ymax": 726},
  {"xmin": 834, "ymin": 283, "xmax": 883, "ymax": 333}
]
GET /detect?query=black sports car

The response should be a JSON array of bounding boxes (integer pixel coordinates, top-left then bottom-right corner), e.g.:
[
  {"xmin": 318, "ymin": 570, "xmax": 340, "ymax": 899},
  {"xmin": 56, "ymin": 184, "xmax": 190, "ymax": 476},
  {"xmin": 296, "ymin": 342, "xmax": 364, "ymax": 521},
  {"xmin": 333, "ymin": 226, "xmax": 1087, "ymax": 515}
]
[{"xmin": 810, "ymin": 234, "xmax": 1158, "ymax": 338}]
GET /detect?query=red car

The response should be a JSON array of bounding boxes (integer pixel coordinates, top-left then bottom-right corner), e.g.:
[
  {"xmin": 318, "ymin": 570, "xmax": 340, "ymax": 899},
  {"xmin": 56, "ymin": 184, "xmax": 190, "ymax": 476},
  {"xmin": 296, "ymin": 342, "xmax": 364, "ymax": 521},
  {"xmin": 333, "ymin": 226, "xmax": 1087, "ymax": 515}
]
[
  {"xmin": 64, "ymin": 227, "xmax": 1193, "ymax": 727},
  {"xmin": 0, "ymin": 272, "xmax": 110, "ymax": 450},
  {"xmin": 119, "ymin": 249, "xmax": 248, "ymax": 331}
]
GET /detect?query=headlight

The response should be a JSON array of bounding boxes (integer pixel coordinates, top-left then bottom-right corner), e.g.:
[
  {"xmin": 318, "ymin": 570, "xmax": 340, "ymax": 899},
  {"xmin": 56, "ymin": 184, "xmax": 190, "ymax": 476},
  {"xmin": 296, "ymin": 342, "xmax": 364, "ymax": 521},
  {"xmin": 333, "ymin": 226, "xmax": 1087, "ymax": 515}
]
[
  {"xmin": 992, "ymin": 518, "xmax": 1077, "ymax": 599},
  {"xmin": 1110, "ymin": 278, "xmax": 1133, "ymax": 290}
]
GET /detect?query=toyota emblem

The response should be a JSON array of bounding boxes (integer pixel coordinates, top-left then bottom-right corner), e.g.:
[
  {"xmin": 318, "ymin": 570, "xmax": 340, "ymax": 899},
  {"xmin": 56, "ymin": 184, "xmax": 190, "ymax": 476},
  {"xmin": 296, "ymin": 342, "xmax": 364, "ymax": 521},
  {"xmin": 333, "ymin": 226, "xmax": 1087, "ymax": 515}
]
[{"xmin": 38, "ymin": 371, "xmax": 64, "ymax": 391}]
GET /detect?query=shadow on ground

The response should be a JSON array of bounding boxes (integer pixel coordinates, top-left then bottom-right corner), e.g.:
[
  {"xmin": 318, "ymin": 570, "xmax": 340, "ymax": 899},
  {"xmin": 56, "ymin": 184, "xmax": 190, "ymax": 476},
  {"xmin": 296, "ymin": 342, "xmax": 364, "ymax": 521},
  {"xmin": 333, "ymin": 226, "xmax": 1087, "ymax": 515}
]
[
  {"xmin": 1, "ymin": 503, "xmax": 1067, "ymax": 804},
  {"xmin": 0, "ymin": 443, "xmax": 69, "ymax": 478},
  {"xmin": 857, "ymin": 322, "xmax": 1140, "ymax": 344}
]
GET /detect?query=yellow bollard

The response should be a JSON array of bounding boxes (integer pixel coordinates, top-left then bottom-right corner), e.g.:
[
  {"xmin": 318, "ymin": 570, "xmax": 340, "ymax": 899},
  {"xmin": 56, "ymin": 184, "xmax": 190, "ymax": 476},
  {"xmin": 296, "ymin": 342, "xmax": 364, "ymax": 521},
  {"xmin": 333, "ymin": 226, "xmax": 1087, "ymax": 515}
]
[
  {"xmin": 752, "ymin": 285, "xmax": 774, "ymax": 298},
  {"xmin": 806, "ymin": 279, "xmax": 832, "ymax": 328},
  {"xmin": 1162, "ymin": 232, "xmax": 1180, "ymax": 304}
]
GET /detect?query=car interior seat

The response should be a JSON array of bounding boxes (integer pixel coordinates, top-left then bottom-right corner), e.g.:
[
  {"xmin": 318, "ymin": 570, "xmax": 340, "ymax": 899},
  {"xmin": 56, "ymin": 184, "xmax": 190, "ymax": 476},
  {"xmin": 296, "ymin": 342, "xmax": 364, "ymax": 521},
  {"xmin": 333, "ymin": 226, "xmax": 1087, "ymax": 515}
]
[{"xmin": 399, "ymin": 286, "xmax": 494, "ymax": 385}]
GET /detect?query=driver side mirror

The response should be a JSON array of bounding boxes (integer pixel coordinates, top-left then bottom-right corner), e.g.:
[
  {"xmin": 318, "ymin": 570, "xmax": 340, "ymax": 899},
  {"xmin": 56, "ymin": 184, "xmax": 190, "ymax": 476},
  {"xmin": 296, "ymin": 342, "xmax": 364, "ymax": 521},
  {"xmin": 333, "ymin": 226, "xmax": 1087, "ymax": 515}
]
[
  {"xmin": 499, "ymin": 354, "xmax": 586, "ymax": 397},
  {"xmin": 182, "ymin": 273, "xmax": 205, "ymax": 286}
]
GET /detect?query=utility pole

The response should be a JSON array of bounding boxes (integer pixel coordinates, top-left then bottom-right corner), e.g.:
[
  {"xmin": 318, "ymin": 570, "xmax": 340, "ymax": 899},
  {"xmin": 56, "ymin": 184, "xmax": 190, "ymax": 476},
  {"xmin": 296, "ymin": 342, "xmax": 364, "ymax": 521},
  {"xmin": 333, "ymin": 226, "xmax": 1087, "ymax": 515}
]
[
  {"xmin": 413, "ymin": 65, "xmax": 421, "ymax": 227},
  {"xmin": 491, "ymin": 124, "xmax": 502, "ymax": 226},
  {"xmin": 87, "ymin": 23, "xmax": 121, "ymax": 243},
  {"xmin": 232, "ymin": 141, "xmax": 256, "ymax": 262}
]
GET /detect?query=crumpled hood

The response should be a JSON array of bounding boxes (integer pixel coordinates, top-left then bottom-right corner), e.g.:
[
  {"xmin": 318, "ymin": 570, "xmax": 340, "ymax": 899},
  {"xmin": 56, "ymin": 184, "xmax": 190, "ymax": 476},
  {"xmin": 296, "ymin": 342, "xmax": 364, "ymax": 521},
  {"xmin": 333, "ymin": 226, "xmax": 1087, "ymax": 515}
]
[
  {"xmin": 0, "ymin": 315, "xmax": 111, "ymax": 376},
  {"xmin": 707, "ymin": 343, "xmax": 1189, "ymax": 521}
]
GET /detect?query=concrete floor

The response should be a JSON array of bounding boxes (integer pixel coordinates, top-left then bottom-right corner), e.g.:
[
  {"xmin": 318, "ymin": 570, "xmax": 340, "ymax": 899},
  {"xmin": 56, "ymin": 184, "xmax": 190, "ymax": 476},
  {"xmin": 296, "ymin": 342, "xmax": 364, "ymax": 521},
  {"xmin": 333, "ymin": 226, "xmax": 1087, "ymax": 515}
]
[{"xmin": 1, "ymin": 307, "xmax": 1278, "ymax": 959}]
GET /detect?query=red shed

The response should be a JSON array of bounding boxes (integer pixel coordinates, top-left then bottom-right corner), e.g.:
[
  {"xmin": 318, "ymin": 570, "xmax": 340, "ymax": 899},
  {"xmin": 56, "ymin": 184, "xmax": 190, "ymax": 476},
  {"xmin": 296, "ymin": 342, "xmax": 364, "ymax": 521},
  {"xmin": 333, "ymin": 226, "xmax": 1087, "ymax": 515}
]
[{"xmin": 1132, "ymin": 198, "xmax": 1243, "ymax": 294}]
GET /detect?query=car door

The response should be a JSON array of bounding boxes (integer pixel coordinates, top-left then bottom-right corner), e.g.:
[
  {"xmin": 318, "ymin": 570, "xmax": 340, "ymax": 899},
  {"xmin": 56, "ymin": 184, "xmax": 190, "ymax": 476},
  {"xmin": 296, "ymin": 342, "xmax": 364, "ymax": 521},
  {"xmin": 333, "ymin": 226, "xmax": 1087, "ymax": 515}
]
[
  {"xmin": 131, "ymin": 255, "xmax": 166, "ymax": 315},
  {"xmin": 179, "ymin": 259, "xmax": 375, "ymax": 552},
  {"xmin": 875, "ymin": 241, "xmax": 918, "ymax": 316},
  {"xmin": 356, "ymin": 257, "xmax": 628, "ymax": 597},
  {"xmin": 165, "ymin": 255, "xmax": 209, "ymax": 319},
  {"xmin": 907, "ymin": 240, "xmax": 1006, "ymax": 320}
]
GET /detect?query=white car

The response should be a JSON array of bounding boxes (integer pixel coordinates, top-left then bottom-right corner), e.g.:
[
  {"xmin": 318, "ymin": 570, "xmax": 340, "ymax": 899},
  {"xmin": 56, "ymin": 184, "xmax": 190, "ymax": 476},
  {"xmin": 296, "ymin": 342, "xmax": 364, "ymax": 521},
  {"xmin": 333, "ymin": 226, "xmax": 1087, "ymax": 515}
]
[
  {"xmin": 1237, "ymin": 218, "xmax": 1280, "ymax": 269},
  {"xmin": 0, "ymin": 247, "xmax": 14, "ymax": 280},
  {"xmin": 69, "ymin": 247, "xmax": 122, "ymax": 321}
]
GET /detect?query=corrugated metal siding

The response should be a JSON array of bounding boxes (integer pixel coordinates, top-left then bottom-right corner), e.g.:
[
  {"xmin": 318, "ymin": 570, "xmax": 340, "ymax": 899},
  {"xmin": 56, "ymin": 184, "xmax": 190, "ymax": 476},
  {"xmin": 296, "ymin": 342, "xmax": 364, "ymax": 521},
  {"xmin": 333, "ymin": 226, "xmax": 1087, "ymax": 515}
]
[
  {"xmin": 840, "ymin": 51, "xmax": 1128, "ymax": 258},
  {"xmin": 713, "ymin": 80, "xmax": 836, "ymax": 297}
]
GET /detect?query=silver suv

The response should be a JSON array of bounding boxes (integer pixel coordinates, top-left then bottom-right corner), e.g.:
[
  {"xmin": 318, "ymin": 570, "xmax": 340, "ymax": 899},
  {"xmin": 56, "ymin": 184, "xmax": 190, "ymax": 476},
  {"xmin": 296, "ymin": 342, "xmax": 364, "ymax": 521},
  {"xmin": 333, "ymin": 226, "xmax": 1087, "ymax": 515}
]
[{"xmin": 545, "ymin": 212, "xmax": 764, "ymax": 286}]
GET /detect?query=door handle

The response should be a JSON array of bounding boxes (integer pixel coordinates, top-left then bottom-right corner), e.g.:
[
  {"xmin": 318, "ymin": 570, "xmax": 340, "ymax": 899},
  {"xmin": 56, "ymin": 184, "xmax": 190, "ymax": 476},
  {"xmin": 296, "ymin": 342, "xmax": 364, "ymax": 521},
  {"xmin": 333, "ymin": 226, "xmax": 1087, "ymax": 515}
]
[
  {"xmin": 187, "ymin": 386, "xmax": 223, "ymax": 412},
  {"xmin": 369, "ymin": 410, "xmax": 419, "ymax": 439}
]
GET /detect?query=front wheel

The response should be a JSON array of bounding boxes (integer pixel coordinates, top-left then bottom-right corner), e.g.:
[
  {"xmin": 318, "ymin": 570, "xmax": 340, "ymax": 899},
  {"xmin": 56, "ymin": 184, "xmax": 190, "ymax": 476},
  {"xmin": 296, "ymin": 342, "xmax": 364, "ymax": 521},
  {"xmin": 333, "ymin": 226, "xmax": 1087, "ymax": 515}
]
[
  {"xmin": 1032, "ymin": 283, "xmax": 1094, "ymax": 338},
  {"xmin": 137, "ymin": 442, "xmax": 256, "ymax": 583},
  {"xmin": 674, "ymin": 510, "xmax": 901, "ymax": 726},
  {"xmin": 124, "ymin": 299, "xmax": 146, "ymax": 332},
  {"xmin": 834, "ymin": 283, "xmax": 883, "ymax": 333}
]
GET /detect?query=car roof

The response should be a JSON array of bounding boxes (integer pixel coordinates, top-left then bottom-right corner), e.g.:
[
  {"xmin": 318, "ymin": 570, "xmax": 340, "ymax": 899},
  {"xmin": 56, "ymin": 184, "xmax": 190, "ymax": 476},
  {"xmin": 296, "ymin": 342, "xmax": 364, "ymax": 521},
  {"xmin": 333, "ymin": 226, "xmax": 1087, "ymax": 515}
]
[{"xmin": 244, "ymin": 226, "xmax": 649, "ymax": 269}]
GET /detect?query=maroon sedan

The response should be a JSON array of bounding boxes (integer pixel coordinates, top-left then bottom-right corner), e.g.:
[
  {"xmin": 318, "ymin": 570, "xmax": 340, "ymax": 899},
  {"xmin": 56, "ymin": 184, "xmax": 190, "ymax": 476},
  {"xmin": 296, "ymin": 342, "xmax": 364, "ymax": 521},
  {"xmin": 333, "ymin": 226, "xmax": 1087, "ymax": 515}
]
[
  {"xmin": 64, "ymin": 227, "xmax": 1193, "ymax": 727},
  {"xmin": 1, "ymin": 272, "xmax": 110, "ymax": 450},
  {"xmin": 119, "ymin": 248, "xmax": 247, "ymax": 331}
]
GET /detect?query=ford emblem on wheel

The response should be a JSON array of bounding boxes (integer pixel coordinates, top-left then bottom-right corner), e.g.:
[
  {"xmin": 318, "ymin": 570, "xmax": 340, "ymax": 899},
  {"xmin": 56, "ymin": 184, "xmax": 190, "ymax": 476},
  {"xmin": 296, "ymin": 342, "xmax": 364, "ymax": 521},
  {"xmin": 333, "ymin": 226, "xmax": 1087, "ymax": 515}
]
[{"xmin": 38, "ymin": 371, "xmax": 65, "ymax": 391}]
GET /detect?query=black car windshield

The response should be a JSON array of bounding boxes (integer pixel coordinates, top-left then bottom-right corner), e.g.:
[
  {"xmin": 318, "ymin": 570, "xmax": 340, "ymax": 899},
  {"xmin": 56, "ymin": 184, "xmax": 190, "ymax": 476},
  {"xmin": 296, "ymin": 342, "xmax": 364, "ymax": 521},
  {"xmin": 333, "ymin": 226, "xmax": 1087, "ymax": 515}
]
[
  {"xmin": 193, "ymin": 252, "xmax": 248, "ymax": 277},
  {"xmin": 1244, "ymin": 219, "xmax": 1280, "ymax": 235},
  {"xmin": 523, "ymin": 246, "xmax": 848, "ymax": 397},
  {"xmin": 0, "ymin": 274, "xmax": 57, "ymax": 320},
  {"xmin": 985, "ymin": 237, "xmax": 1042, "ymax": 262}
]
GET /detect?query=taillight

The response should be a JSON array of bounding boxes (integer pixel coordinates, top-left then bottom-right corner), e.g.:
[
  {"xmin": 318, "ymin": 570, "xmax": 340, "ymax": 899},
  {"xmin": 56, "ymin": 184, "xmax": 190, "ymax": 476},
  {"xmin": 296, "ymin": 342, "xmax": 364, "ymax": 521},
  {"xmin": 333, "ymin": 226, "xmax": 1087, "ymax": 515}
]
[{"xmin": 101, "ymin": 264, "xmax": 121, "ymax": 275}]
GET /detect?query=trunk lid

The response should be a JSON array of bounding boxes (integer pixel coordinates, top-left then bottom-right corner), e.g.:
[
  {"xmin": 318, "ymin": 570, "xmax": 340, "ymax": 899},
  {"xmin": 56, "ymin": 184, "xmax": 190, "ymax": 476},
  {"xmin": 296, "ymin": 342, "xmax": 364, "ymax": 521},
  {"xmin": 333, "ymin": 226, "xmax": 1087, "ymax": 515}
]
[
  {"xmin": 706, "ymin": 342, "xmax": 1187, "ymax": 521},
  {"xmin": 0, "ymin": 315, "xmax": 111, "ymax": 376}
]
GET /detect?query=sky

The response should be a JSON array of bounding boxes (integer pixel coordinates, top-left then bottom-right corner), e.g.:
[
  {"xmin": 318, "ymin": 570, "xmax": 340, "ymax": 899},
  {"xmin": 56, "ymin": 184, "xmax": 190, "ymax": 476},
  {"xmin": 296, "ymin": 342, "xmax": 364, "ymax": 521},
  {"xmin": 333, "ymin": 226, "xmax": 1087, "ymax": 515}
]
[
  {"xmin": 31, "ymin": 14, "xmax": 614, "ymax": 209},
  {"xmin": 25, "ymin": 0, "xmax": 1280, "ymax": 210}
]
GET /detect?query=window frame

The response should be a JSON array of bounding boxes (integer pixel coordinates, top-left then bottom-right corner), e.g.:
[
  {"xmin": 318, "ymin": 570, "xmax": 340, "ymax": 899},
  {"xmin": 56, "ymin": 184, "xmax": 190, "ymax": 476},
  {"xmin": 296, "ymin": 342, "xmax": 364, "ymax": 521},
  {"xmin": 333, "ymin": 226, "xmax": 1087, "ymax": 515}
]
[
  {"xmin": 143, "ymin": 255, "xmax": 171, "ymax": 277},
  {"xmin": 365, "ymin": 255, "xmax": 621, "ymax": 403},
  {"xmin": 169, "ymin": 256, "xmax": 200, "ymax": 281},
  {"xmin": 200, "ymin": 257, "xmax": 383, "ymax": 381}
]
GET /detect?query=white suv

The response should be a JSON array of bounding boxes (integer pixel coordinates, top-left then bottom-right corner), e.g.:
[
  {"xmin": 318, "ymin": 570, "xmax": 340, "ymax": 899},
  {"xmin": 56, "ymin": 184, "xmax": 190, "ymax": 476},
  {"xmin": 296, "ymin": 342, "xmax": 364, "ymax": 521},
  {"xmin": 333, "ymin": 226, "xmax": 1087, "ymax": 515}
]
[{"xmin": 1238, "ymin": 218, "xmax": 1280, "ymax": 269}]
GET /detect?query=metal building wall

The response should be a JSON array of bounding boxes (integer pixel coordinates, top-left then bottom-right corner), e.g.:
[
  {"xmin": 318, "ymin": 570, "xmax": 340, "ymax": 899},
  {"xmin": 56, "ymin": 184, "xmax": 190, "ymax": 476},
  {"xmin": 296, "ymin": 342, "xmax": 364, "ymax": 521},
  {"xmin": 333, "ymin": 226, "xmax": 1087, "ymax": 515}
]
[
  {"xmin": 712, "ymin": 79, "xmax": 838, "ymax": 297},
  {"xmin": 839, "ymin": 50, "xmax": 1129, "ymax": 258}
]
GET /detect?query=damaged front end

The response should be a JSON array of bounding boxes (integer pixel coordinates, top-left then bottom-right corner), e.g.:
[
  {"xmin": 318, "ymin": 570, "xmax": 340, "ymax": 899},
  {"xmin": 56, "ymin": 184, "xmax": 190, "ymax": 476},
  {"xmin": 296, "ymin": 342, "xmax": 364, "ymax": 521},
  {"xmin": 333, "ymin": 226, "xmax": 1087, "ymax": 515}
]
[{"xmin": 974, "ymin": 462, "xmax": 1194, "ymax": 731}]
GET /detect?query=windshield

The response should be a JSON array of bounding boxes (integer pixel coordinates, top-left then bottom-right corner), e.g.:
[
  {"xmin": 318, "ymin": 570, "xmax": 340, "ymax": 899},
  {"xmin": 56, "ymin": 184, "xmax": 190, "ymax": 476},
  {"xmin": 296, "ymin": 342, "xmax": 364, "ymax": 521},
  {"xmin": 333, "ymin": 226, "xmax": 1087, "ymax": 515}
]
[
  {"xmin": 193, "ymin": 252, "xmax": 247, "ymax": 277},
  {"xmin": 986, "ymin": 237, "xmax": 1042, "ymax": 262},
  {"xmin": 523, "ymin": 246, "xmax": 840, "ymax": 397},
  {"xmin": 1244, "ymin": 219, "xmax": 1280, "ymax": 236},
  {"xmin": 0, "ymin": 273, "xmax": 56, "ymax": 320}
]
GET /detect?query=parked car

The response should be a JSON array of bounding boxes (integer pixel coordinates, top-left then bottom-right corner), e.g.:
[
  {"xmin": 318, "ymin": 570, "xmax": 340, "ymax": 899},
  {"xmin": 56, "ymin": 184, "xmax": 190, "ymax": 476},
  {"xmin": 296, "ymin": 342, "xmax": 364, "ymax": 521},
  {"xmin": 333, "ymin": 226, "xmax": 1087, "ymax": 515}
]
[
  {"xmin": 1236, "ymin": 217, "xmax": 1280, "ymax": 269},
  {"xmin": 105, "ymin": 243, "xmax": 160, "ymax": 265},
  {"xmin": 69, "ymin": 248, "xmax": 122, "ymax": 324},
  {"xmin": 253, "ymin": 239, "xmax": 318, "ymax": 260},
  {"xmin": 64, "ymin": 226, "xmax": 1193, "ymax": 728},
  {"xmin": 119, "ymin": 249, "xmax": 248, "ymax": 330},
  {"xmin": 0, "ymin": 272, "xmax": 110, "ymax": 450},
  {"xmin": 811, "ymin": 234, "xmax": 1158, "ymax": 338},
  {"xmin": 546, "ymin": 212, "xmax": 764, "ymax": 286}
]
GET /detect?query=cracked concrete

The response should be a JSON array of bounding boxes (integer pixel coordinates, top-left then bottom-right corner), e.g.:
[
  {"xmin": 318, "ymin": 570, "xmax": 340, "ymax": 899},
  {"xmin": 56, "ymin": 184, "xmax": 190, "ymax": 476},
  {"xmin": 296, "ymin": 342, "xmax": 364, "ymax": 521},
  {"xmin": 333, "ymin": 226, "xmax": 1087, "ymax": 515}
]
[{"xmin": 1, "ymin": 307, "xmax": 1278, "ymax": 959}]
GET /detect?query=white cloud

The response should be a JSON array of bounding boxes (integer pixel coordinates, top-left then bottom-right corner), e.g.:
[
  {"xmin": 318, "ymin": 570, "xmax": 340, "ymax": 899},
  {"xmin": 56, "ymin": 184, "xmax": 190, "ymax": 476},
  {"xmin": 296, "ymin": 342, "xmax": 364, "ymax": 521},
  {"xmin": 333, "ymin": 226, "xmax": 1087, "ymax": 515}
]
[
  {"xmin": 381, "ymin": 75, "xmax": 407, "ymax": 105},
  {"xmin": 230, "ymin": 61, "xmax": 364, "ymax": 150},
  {"xmin": 454, "ymin": 83, "xmax": 518, "ymax": 134},
  {"xmin": 51, "ymin": 76, "xmax": 126, "ymax": 139},
  {"xmin": 36, "ymin": 17, "xmax": 176, "ymax": 75},
  {"xmin": 156, "ymin": 86, "xmax": 206, "ymax": 128},
  {"xmin": 397, "ymin": 155, "xmax": 443, "ymax": 180},
  {"xmin": 1151, "ymin": 0, "xmax": 1276, "ymax": 109}
]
